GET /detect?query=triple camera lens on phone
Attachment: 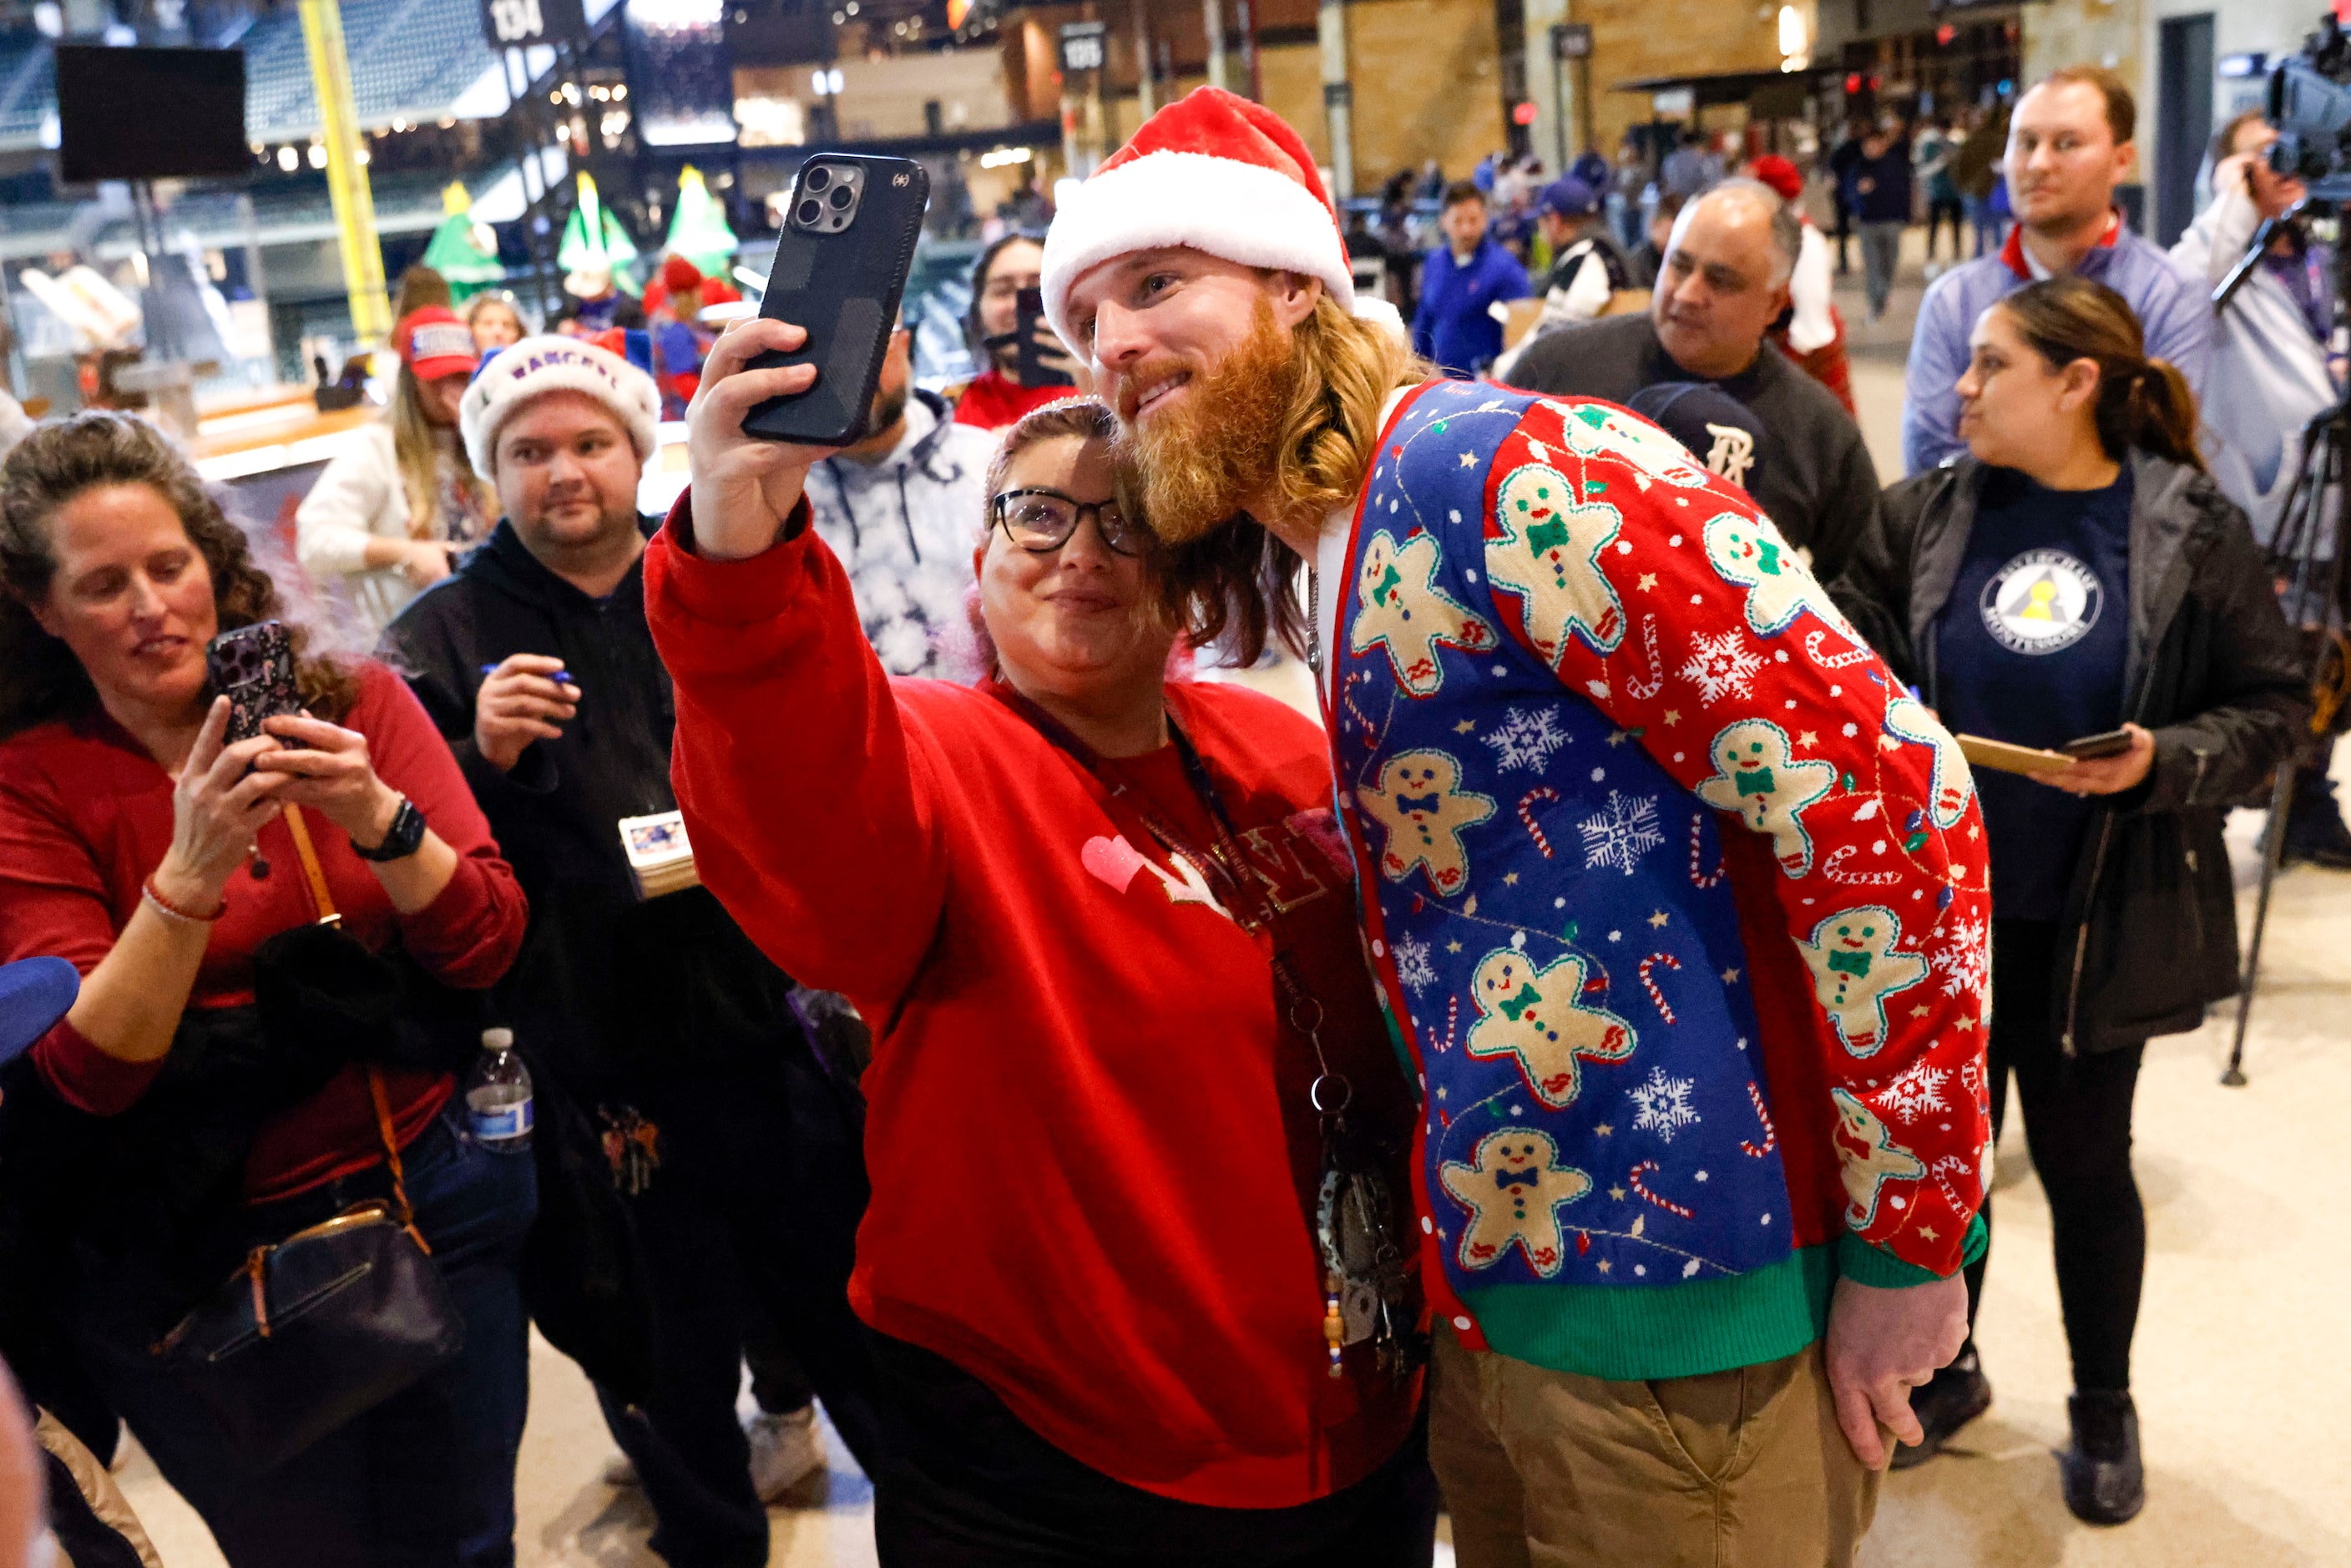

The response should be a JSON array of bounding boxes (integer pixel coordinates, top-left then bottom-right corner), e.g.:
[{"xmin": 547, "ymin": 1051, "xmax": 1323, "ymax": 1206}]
[{"xmin": 791, "ymin": 160, "xmax": 865, "ymax": 235}]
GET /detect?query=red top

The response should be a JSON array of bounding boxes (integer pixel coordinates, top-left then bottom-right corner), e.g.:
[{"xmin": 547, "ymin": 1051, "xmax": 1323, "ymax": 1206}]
[
  {"xmin": 646, "ymin": 501, "xmax": 1421, "ymax": 1509},
  {"xmin": 0, "ymin": 661, "xmax": 528, "ymax": 1201},
  {"xmin": 952, "ymin": 369, "xmax": 1074, "ymax": 432}
]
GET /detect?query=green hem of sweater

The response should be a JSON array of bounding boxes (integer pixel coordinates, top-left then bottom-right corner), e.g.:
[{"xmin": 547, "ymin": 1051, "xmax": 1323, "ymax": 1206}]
[{"xmin": 1459, "ymin": 1215, "xmax": 1987, "ymax": 1381}]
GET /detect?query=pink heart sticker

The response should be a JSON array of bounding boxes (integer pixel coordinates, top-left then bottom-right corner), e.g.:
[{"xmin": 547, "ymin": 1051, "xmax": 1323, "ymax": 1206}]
[{"xmin": 1080, "ymin": 834, "xmax": 1148, "ymax": 893}]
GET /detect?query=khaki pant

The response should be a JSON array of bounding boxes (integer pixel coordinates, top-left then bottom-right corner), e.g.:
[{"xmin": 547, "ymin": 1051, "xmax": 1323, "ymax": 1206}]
[{"xmin": 1429, "ymin": 1326, "xmax": 1879, "ymax": 1568}]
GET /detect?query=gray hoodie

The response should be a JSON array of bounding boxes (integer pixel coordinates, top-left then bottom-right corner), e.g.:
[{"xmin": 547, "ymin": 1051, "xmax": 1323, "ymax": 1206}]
[{"xmin": 803, "ymin": 387, "xmax": 1000, "ymax": 680}]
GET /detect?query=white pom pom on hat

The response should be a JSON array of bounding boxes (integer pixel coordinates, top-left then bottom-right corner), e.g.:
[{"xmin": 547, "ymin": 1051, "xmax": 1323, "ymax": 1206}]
[{"xmin": 459, "ymin": 335, "xmax": 663, "ymax": 483}]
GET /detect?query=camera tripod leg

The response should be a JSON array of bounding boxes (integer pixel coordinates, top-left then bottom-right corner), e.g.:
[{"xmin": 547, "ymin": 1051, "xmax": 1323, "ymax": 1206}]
[{"xmin": 2224, "ymin": 763, "xmax": 2297, "ymax": 1086}]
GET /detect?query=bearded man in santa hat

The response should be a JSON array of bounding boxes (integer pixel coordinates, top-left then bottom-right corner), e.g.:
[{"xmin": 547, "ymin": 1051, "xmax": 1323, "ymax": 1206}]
[{"xmin": 682, "ymin": 88, "xmax": 1995, "ymax": 1568}]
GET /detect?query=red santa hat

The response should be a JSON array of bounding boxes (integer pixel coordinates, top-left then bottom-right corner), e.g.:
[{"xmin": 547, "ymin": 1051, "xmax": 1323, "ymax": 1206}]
[{"xmin": 1042, "ymin": 88, "xmax": 1396, "ymax": 357}]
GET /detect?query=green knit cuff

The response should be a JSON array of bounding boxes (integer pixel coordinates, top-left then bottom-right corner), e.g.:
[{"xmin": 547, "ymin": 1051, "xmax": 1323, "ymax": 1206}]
[{"xmin": 1837, "ymin": 1211, "xmax": 1990, "ymax": 1287}]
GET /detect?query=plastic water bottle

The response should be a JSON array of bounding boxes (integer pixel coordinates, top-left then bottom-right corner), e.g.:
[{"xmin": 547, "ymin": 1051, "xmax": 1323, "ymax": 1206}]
[{"xmin": 465, "ymin": 1028, "xmax": 533, "ymax": 1152}]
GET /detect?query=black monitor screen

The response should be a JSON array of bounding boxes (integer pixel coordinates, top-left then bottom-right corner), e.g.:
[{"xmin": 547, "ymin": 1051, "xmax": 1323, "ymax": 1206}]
[{"xmin": 56, "ymin": 45, "xmax": 249, "ymax": 185}]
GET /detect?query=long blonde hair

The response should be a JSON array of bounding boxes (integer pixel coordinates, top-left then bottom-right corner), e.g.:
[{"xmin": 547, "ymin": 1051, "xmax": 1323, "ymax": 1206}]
[
  {"xmin": 389, "ymin": 362, "xmax": 495, "ymax": 539},
  {"xmin": 1153, "ymin": 291, "xmax": 1427, "ymax": 664}
]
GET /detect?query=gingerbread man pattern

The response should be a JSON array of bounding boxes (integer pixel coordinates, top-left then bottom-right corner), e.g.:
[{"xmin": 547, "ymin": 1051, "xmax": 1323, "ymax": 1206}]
[
  {"xmin": 1485, "ymin": 463, "xmax": 1628, "ymax": 664},
  {"xmin": 1464, "ymin": 947, "xmax": 1639, "ymax": 1108},
  {"xmin": 1438, "ymin": 1127, "xmax": 1595, "ymax": 1277},
  {"xmin": 1701, "ymin": 512, "xmax": 1858, "ymax": 640},
  {"xmin": 1356, "ymin": 750, "xmax": 1497, "ymax": 896},
  {"xmin": 1544, "ymin": 399, "xmax": 1712, "ymax": 490},
  {"xmin": 1349, "ymin": 529, "xmax": 1498, "ymax": 696},
  {"xmin": 1883, "ymin": 695, "xmax": 1976, "ymax": 832},
  {"xmin": 1829, "ymin": 1087, "xmax": 1925, "ymax": 1228},
  {"xmin": 1693, "ymin": 719, "xmax": 1837, "ymax": 877},
  {"xmin": 1797, "ymin": 905, "xmax": 1929, "ymax": 1058}
]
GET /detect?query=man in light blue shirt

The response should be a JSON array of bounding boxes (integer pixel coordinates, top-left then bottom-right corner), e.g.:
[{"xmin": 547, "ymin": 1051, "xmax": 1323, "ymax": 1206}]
[{"xmin": 1902, "ymin": 67, "xmax": 2210, "ymax": 474}]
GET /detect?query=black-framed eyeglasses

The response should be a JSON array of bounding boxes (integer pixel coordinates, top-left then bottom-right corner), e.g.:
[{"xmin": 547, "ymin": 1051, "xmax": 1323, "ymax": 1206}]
[{"xmin": 990, "ymin": 487, "xmax": 1145, "ymax": 556}]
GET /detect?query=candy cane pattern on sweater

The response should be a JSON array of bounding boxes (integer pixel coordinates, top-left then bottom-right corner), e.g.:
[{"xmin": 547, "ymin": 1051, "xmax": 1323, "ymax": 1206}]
[
  {"xmin": 1739, "ymin": 1080, "xmax": 1778, "ymax": 1157},
  {"xmin": 1519, "ymin": 787, "xmax": 1560, "ymax": 858},
  {"xmin": 1687, "ymin": 815, "xmax": 1726, "ymax": 888},
  {"xmin": 1623, "ymin": 616, "xmax": 1667, "ymax": 701},
  {"xmin": 1628, "ymin": 1160, "xmax": 1696, "ymax": 1219},
  {"xmin": 1638, "ymin": 953, "xmax": 1681, "ymax": 1024},
  {"xmin": 1805, "ymin": 628, "xmax": 1874, "ymax": 669}
]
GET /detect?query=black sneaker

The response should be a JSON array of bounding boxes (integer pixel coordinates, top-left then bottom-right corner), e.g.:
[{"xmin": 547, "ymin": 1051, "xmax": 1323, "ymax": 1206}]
[
  {"xmin": 2060, "ymin": 1389, "xmax": 2146, "ymax": 1525},
  {"xmin": 2282, "ymin": 792, "xmax": 2351, "ymax": 871},
  {"xmin": 1891, "ymin": 1348, "xmax": 1993, "ymax": 1469}
]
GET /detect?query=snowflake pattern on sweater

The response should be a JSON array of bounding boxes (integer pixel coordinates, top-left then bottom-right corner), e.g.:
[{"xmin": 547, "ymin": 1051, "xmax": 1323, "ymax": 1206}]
[{"xmin": 1326, "ymin": 381, "xmax": 1992, "ymax": 1337}]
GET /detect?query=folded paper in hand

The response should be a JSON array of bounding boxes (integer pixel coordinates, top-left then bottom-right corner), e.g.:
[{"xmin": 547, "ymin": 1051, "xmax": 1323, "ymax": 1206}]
[{"xmin": 619, "ymin": 811, "xmax": 700, "ymax": 898}]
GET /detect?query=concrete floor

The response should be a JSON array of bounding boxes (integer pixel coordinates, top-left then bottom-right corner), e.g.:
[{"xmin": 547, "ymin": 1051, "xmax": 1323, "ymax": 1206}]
[{"xmin": 113, "ymin": 230, "xmax": 2351, "ymax": 1565}]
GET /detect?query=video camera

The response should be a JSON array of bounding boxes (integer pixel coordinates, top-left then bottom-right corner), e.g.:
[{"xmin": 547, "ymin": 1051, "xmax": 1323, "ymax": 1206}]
[{"xmin": 2270, "ymin": 12, "xmax": 2351, "ymax": 205}]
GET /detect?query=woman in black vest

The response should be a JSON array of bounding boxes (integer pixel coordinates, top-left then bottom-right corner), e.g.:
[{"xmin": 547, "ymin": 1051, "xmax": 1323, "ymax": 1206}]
[{"xmin": 1837, "ymin": 275, "xmax": 2307, "ymax": 1523}]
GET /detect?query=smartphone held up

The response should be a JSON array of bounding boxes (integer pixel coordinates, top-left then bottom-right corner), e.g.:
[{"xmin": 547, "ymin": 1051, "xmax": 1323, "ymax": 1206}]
[
  {"xmin": 205, "ymin": 621, "xmax": 303, "ymax": 745},
  {"xmin": 739, "ymin": 154, "xmax": 929, "ymax": 448}
]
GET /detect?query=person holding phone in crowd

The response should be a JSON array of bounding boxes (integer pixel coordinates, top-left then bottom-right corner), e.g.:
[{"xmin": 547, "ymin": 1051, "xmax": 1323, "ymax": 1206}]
[
  {"xmin": 954, "ymin": 232, "xmax": 1080, "ymax": 432},
  {"xmin": 645, "ymin": 375, "xmax": 1435, "ymax": 1564},
  {"xmin": 1835, "ymin": 276, "xmax": 2308, "ymax": 1523},
  {"xmin": 0, "ymin": 412, "xmax": 533, "ymax": 1564},
  {"xmin": 298, "ymin": 307, "xmax": 499, "ymax": 639}
]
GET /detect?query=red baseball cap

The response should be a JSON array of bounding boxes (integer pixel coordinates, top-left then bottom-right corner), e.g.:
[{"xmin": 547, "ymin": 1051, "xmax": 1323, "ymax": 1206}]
[{"xmin": 395, "ymin": 306, "xmax": 480, "ymax": 382}]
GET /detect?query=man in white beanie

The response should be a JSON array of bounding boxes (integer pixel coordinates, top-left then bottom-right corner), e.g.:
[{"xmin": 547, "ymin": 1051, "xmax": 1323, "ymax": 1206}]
[
  {"xmin": 385, "ymin": 336, "xmax": 884, "ymax": 1564},
  {"xmin": 676, "ymin": 86, "xmax": 1991, "ymax": 1567}
]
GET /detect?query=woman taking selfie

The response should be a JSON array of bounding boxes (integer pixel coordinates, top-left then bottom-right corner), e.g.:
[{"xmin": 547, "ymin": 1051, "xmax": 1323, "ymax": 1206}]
[
  {"xmin": 297, "ymin": 306, "xmax": 498, "ymax": 639},
  {"xmin": 648, "ymin": 359, "xmax": 1434, "ymax": 1567},
  {"xmin": 1837, "ymin": 276, "xmax": 2306, "ymax": 1524},
  {"xmin": 0, "ymin": 413, "xmax": 532, "ymax": 1564}
]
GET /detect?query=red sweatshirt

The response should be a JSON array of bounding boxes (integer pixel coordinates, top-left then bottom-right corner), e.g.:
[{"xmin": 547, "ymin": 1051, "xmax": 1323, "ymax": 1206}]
[
  {"xmin": 645, "ymin": 503, "xmax": 1421, "ymax": 1510},
  {"xmin": 0, "ymin": 661, "xmax": 528, "ymax": 1200},
  {"xmin": 952, "ymin": 368, "xmax": 1074, "ymax": 432}
]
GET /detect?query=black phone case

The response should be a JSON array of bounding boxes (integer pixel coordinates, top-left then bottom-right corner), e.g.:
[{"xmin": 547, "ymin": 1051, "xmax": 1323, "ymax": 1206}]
[
  {"xmin": 741, "ymin": 155, "xmax": 931, "ymax": 447},
  {"xmin": 1014, "ymin": 286, "xmax": 1076, "ymax": 388},
  {"xmin": 206, "ymin": 622, "xmax": 300, "ymax": 744}
]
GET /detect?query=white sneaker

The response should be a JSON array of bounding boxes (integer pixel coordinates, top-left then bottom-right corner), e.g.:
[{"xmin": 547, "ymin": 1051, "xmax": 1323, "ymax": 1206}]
[{"xmin": 746, "ymin": 1405, "xmax": 825, "ymax": 1502}]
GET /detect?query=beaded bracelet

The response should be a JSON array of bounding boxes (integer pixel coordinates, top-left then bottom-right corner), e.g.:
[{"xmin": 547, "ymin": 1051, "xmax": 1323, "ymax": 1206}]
[{"xmin": 143, "ymin": 875, "xmax": 224, "ymax": 924}]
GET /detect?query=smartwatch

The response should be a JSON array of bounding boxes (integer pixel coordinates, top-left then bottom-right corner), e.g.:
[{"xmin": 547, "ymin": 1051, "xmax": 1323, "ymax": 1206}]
[{"xmin": 351, "ymin": 795, "xmax": 427, "ymax": 862}]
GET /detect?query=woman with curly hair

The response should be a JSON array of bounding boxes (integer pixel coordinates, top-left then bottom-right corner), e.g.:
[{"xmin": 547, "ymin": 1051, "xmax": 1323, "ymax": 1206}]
[{"xmin": 0, "ymin": 412, "xmax": 533, "ymax": 1564}]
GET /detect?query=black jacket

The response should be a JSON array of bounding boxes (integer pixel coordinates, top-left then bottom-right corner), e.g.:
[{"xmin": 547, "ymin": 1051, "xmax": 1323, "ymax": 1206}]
[
  {"xmin": 1836, "ymin": 453, "xmax": 2311, "ymax": 1053},
  {"xmin": 1509, "ymin": 313, "xmax": 1884, "ymax": 584},
  {"xmin": 382, "ymin": 521, "xmax": 833, "ymax": 1400}
]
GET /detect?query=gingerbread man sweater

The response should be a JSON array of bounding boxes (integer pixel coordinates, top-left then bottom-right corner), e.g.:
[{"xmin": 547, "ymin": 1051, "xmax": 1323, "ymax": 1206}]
[{"xmin": 1323, "ymin": 378, "xmax": 1991, "ymax": 1380}]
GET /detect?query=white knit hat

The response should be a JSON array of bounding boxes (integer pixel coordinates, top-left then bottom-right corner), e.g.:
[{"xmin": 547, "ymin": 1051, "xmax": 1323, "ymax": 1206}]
[
  {"xmin": 459, "ymin": 335, "xmax": 662, "ymax": 483},
  {"xmin": 1040, "ymin": 87, "xmax": 1401, "ymax": 357}
]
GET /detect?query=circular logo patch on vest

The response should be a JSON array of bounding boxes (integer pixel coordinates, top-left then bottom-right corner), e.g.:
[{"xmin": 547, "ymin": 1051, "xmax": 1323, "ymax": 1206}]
[{"xmin": 1979, "ymin": 548, "xmax": 2103, "ymax": 655}]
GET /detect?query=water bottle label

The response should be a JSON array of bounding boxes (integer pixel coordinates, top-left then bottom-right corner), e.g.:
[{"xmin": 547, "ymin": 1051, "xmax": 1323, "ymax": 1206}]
[{"xmin": 470, "ymin": 1100, "xmax": 533, "ymax": 1141}]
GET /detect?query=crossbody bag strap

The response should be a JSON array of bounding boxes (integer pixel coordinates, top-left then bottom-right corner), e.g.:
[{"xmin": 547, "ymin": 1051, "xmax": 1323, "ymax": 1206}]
[
  {"xmin": 281, "ymin": 805, "xmax": 428, "ymax": 1252},
  {"xmin": 278, "ymin": 803, "xmax": 341, "ymax": 928},
  {"xmin": 365, "ymin": 1065, "xmax": 430, "ymax": 1254}
]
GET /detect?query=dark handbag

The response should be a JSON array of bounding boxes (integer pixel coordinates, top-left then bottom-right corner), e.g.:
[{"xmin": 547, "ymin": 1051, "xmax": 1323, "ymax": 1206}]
[{"xmin": 150, "ymin": 806, "xmax": 466, "ymax": 1472}]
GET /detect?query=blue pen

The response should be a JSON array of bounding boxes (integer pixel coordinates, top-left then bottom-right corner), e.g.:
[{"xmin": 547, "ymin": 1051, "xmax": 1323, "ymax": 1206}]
[{"xmin": 482, "ymin": 664, "xmax": 574, "ymax": 685}]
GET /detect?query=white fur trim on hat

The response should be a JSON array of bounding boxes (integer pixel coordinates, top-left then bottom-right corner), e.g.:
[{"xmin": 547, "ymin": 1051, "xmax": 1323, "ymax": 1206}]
[
  {"xmin": 1040, "ymin": 149, "xmax": 1356, "ymax": 356},
  {"xmin": 460, "ymin": 336, "xmax": 662, "ymax": 483}
]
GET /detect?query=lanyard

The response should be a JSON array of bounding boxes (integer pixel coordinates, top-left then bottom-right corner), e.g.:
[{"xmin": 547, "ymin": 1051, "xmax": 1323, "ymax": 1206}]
[{"xmin": 995, "ymin": 682, "xmax": 1350, "ymax": 1119}]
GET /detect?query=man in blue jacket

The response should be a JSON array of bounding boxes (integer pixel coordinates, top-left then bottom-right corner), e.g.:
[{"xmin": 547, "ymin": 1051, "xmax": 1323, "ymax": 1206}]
[
  {"xmin": 1413, "ymin": 180, "xmax": 1531, "ymax": 377},
  {"xmin": 1901, "ymin": 67, "xmax": 2209, "ymax": 474}
]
